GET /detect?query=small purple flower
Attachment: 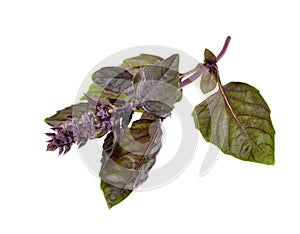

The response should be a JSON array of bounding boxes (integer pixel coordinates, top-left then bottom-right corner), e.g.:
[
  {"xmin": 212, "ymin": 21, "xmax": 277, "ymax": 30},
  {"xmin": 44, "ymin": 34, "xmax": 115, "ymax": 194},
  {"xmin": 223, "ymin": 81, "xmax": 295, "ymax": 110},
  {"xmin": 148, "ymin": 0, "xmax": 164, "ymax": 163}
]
[
  {"xmin": 46, "ymin": 104, "xmax": 113, "ymax": 155},
  {"xmin": 46, "ymin": 127, "xmax": 75, "ymax": 155}
]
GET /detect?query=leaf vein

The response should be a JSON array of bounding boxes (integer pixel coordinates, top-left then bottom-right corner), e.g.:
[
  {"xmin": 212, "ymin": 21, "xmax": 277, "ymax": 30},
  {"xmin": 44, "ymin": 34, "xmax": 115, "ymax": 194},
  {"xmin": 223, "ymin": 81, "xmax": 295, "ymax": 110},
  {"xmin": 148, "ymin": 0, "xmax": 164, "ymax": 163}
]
[{"xmin": 227, "ymin": 96, "xmax": 270, "ymax": 112}]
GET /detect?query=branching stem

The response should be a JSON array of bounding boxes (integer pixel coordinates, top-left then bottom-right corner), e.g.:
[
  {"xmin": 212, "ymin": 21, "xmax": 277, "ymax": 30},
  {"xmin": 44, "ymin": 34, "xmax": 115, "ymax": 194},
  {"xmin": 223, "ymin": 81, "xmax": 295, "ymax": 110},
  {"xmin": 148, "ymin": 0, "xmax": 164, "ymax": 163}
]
[
  {"xmin": 180, "ymin": 36, "xmax": 231, "ymax": 88},
  {"xmin": 180, "ymin": 66, "xmax": 206, "ymax": 88}
]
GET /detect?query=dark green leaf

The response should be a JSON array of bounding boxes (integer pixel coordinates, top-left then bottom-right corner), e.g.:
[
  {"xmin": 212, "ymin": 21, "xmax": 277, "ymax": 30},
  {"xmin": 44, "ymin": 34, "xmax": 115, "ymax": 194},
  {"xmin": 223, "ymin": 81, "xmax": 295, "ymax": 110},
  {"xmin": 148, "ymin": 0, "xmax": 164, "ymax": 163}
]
[
  {"xmin": 120, "ymin": 54, "xmax": 163, "ymax": 68},
  {"xmin": 192, "ymin": 82, "xmax": 275, "ymax": 165},
  {"xmin": 92, "ymin": 67, "xmax": 133, "ymax": 94},
  {"xmin": 133, "ymin": 54, "xmax": 180, "ymax": 117},
  {"xmin": 44, "ymin": 103, "xmax": 89, "ymax": 127},
  {"xmin": 100, "ymin": 117, "xmax": 162, "ymax": 208},
  {"xmin": 204, "ymin": 48, "xmax": 217, "ymax": 64},
  {"xmin": 200, "ymin": 68, "xmax": 217, "ymax": 94}
]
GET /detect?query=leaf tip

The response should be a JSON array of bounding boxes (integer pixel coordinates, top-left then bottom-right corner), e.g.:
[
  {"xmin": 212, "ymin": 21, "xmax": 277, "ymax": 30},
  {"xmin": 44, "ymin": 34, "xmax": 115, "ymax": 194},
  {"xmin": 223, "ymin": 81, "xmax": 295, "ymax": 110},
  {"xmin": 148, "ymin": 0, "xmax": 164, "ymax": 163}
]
[
  {"xmin": 204, "ymin": 48, "xmax": 217, "ymax": 64},
  {"xmin": 168, "ymin": 53, "xmax": 179, "ymax": 59},
  {"xmin": 162, "ymin": 53, "xmax": 180, "ymax": 70},
  {"xmin": 80, "ymin": 95, "xmax": 86, "ymax": 101},
  {"xmin": 44, "ymin": 117, "xmax": 51, "ymax": 126},
  {"xmin": 106, "ymin": 202, "xmax": 114, "ymax": 209}
]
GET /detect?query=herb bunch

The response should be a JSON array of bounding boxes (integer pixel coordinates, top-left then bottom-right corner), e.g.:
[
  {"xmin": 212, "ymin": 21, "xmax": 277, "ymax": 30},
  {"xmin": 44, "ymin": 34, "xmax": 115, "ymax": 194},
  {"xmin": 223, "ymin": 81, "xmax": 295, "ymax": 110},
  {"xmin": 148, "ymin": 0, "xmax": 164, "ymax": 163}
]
[{"xmin": 45, "ymin": 37, "xmax": 275, "ymax": 208}]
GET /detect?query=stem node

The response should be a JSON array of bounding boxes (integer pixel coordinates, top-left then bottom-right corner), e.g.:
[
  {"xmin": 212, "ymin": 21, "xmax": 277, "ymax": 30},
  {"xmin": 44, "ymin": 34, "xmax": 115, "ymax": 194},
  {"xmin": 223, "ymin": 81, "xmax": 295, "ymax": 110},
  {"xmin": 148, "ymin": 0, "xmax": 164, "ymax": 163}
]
[{"xmin": 180, "ymin": 36, "xmax": 231, "ymax": 88}]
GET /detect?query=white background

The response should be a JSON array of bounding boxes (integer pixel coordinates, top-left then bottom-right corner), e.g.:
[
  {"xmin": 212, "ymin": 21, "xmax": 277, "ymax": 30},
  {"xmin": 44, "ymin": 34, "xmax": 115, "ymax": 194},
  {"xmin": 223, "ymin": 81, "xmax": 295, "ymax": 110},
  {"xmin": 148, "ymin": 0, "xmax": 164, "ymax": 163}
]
[{"xmin": 1, "ymin": 0, "xmax": 300, "ymax": 233}]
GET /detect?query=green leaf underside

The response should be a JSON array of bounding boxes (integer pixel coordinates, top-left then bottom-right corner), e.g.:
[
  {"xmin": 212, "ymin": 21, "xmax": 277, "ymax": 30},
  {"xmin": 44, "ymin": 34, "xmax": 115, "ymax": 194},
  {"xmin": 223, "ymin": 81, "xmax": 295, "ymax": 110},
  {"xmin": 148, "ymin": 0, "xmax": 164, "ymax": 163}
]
[
  {"xmin": 80, "ymin": 82, "xmax": 129, "ymax": 104},
  {"xmin": 100, "ymin": 117, "xmax": 162, "ymax": 208},
  {"xmin": 44, "ymin": 103, "xmax": 90, "ymax": 127},
  {"xmin": 200, "ymin": 69, "xmax": 217, "ymax": 94},
  {"xmin": 92, "ymin": 67, "xmax": 133, "ymax": 94},
  {"xmin": 192, "ymin": 82, "xmax": 275, "ymax": 165},
  {"xmin": 134, "ymin": 54, "xmax": 180, "ymax": 117},
  {"xmin": 120, "ymin": 54, "xmax": 163, "ymax": 68}
]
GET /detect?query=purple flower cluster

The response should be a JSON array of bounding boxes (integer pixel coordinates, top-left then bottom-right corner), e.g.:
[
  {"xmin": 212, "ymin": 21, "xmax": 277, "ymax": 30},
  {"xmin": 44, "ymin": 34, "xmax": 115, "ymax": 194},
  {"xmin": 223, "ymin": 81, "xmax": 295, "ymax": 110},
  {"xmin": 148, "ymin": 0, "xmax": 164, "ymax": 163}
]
[
  {"xmin": 46, "ymin": 127, "xmax": 74, "ymax": 155},
  {"xmin": 46, "ymin": 104, "xmax": 112, "ymax": 155}
]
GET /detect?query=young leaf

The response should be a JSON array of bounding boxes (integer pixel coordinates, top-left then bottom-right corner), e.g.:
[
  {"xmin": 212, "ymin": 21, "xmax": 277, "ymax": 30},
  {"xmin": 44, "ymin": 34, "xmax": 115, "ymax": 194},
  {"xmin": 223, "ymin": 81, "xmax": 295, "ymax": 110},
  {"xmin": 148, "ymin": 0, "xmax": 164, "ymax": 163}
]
[
  {"xmin": 44, "ymin": 103, "xmax": 90, "ymax": 127},
  {"xmin": 92, "ymin": 67, "xmax": 133, "ymax": 94},
  {"xmin": 204, "ymin": 48, "xmax": 217, "ymax": 64},
  {"xmin": 192, "ymin": 82, "xmax": 275, "ymax": 165},
  {"xmin": 120, "ymin": 54, "xmax": 163, "ymax": 68},
  {"xmin": 200, "ymin": 68, "xmax": 217, "ymax": 94},
  {"xmin": 133, "ymin": 54, "xmax": 180, "ymax": 117},
  {"xmin": 100, "ymin": 116, "xmax": 162, "ymax": 208}
]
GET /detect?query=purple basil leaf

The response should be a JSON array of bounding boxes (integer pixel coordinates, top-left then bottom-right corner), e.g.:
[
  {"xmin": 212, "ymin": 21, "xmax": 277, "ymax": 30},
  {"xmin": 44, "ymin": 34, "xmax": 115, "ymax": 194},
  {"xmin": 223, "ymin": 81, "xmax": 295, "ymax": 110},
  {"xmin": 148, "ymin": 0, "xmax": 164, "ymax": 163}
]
[
  {"xmin": 133, "ymin": 54, "xmax": 180, "ymax": 117},
  {"xmin": 192, "ymin": 82, "xmax": 275, "ymax": 165},
  {"xmin": 92, "ymin": 66, "xmax": 133, "ymax": 94},
  {"xmin": 100, "ymin": 114, "xmax": 162, "ymax": 209}
]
